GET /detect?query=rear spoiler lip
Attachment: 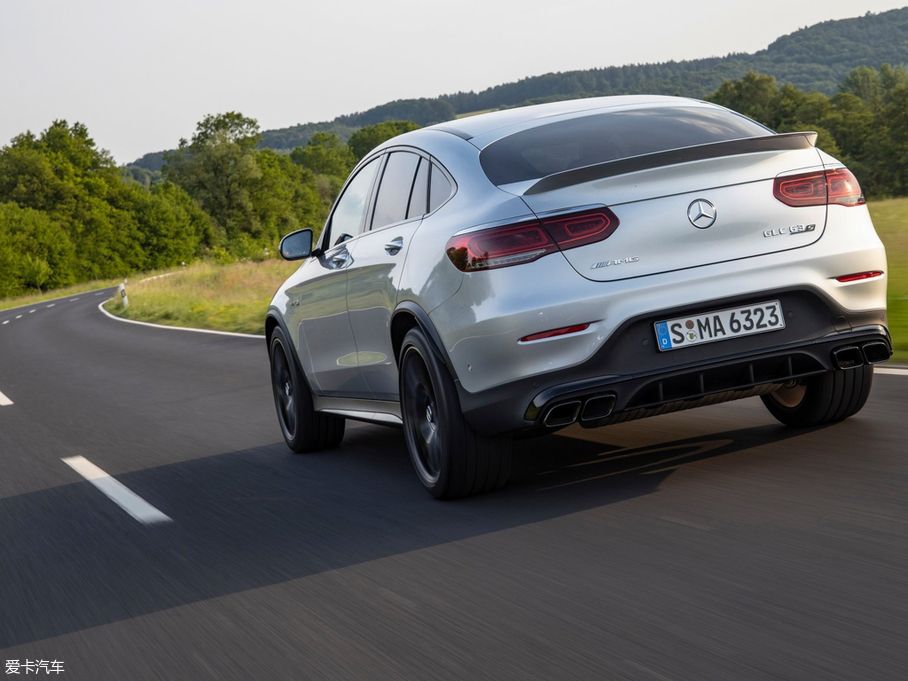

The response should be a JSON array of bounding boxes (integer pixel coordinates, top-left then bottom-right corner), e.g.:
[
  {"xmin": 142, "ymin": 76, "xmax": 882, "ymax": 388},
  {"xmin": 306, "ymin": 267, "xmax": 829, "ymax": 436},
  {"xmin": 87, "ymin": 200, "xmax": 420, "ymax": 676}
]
[{"xmin": 522, "ymin": 131, "xmax": 818, "ymax": 196}]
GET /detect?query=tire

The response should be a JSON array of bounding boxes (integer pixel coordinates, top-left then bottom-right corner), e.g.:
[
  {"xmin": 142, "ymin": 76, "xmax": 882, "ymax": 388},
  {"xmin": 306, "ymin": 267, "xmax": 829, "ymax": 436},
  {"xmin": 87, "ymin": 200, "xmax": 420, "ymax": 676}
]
[
  {"xmin": 399, "ymin": 328, "xmax": 512, "ymax": 499},
  {"xmin": 269, "ymin": 326, "xmax": 345, "ymax": 452},
  {"xmin": 761, "ymin": 365, "xmax": 874, "ymax": 427}
]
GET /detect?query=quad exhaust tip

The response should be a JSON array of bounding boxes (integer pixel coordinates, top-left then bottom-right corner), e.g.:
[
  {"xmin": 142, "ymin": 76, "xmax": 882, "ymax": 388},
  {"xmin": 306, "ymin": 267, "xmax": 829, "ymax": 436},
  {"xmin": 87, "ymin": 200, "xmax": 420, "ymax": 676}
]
[
  {"xmin": 832, "ymin": 341, "xmax": 891, "ymax": 370},
  {"xmin": 581, "ymin": 394, "xmax": 616, "ymax": 422},
  {"xmin": 861, "ymin": 341, "xmax": 891, "ymax": 365},
  {"xmin": 544, "ymin": 394, "xmax": 617, "ymax": 428},
  {"xmin": 544, "ymin": 401, "xmax": 581, "ymax": 428},
  {"xmin": 832, "ymin": 346, "xmax": 863, "ymax": 369}
]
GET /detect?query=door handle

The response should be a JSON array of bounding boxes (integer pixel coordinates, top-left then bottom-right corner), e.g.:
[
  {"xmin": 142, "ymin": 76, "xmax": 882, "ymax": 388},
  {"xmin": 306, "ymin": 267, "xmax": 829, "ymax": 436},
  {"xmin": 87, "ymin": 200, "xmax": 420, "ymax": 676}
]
[{"xmin": 384, "ymin": 237, "xmax": 404, "ymax": 255}]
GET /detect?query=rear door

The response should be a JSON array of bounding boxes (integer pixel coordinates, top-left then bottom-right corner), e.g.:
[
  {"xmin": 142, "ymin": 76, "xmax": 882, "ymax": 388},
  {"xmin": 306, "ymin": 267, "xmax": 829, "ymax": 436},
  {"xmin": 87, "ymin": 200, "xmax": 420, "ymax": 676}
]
[{"xmin": 345, "ymin": 151, "xmax": 450, "ymax": 400}]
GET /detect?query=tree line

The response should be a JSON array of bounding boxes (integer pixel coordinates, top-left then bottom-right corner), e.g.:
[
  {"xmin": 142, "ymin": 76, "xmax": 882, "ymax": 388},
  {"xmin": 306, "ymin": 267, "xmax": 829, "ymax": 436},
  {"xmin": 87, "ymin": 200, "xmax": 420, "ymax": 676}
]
[
  {"xmin": 2, "ymin": 63, "xmax": 906, "ymax": 299},
  {"xmin": 0, "ymin": 114, "xmax": 415, "ymax": 298},
  {"xmin": 708, "ymin": 65, "xmax": 908, "ymax": 197}
]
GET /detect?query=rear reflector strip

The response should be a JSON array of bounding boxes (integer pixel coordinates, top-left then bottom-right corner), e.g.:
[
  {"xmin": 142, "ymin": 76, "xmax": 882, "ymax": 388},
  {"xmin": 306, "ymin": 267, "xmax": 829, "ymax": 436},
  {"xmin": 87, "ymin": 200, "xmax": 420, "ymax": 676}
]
[
  {"xmin": 520, "ymin": 323, "xmax": 590, "ymax": 343},
  {"xmin": 835, "ymin": 271, "xmax": 884, "ymax": 283}
]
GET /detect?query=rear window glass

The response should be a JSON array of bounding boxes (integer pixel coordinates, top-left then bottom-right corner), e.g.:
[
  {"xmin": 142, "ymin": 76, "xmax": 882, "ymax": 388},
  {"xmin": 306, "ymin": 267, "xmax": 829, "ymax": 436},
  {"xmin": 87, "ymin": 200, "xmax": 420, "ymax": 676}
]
[{"xmin": 480, "ymin": 106, "xmax": 770, "ymax": 186}]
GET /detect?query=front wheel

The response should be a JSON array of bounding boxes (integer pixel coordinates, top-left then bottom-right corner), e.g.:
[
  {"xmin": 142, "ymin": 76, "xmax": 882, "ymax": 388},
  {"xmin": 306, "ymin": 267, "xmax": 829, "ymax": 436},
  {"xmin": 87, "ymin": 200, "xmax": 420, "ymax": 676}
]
[
  {"xmin": 399, "ymin": 328, "xmax": 511, "ymax": 499},
  {"xmin": 269, "ymin": 326, "xmax": 344, "ymax": 452},
  {"xmin": 761, "ymin": 365, "xmax": 873, "ymax": 427}
]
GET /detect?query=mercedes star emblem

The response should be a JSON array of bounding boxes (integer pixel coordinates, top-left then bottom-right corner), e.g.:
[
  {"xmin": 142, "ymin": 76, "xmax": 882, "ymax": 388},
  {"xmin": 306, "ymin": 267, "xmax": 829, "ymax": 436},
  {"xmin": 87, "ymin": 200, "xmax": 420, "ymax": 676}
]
[{"xmin": 687, "ymin": 199, "xmax": 717, "ymax": 229}]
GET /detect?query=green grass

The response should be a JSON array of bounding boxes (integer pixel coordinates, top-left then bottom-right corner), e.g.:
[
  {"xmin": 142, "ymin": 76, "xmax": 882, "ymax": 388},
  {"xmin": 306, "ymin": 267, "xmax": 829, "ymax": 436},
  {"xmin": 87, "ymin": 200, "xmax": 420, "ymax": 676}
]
[
  {"xmin": 104, "ymin": 260, "xmax": 299, "ymax": 335},
  {"xmin": 868, "ymin": 198, "xmax": 908, "ymax": 364}
]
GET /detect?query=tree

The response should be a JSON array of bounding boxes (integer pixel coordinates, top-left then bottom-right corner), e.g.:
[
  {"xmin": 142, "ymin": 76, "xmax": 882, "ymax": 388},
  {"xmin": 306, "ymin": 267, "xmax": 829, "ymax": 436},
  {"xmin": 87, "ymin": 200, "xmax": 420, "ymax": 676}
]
[
  {"xmin": 707, "ymin": 71, "xmax": 780, "ymax": 125},
  {"xmin": 164, "ymin": 113, "xmax": 263, "ymax": 239},
  {"xmin": 348, "ymin": 121, "xmax": 420, "ymax": 161},
  {"xmin": 290, "ymin": 132, "xmax": 355, "ymax": 177},
  {"xmin": 0, "ymin": 120, "xmax": 216, "ymax": 294}
]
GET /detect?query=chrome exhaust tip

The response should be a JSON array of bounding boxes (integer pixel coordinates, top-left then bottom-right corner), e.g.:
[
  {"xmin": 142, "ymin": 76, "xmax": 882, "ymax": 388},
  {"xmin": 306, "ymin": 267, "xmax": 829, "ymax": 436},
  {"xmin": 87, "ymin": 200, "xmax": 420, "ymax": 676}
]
[
  {"xmin": 861, "ymin": 341, "xmax": 891, "ymax": 365},
  {"xmin": 544, "ymin": 401, "xmax": 581, "ymax": 428},
  {"xmin": 832, "ymin": 346, "xmax": 864, "ymax": 370},
  {"xmin": 581, "ymin": 394, "xmax": 616, "ymax": 422}
]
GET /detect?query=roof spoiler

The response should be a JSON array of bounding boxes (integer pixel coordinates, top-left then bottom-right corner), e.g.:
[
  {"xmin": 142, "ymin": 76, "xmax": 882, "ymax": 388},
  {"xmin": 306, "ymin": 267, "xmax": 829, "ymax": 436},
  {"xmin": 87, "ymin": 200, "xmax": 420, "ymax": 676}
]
[{"xmin": 523, "ymin": 132, "xmax": 818, "ymax": 196}]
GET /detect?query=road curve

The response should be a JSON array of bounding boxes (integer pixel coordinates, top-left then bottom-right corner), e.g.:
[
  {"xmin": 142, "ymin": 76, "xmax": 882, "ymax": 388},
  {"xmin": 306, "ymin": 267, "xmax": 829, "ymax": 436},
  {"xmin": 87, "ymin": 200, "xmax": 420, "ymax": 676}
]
[{"xmin": 1, "ymin": 291, "xmax": 907, "ymax": 680}]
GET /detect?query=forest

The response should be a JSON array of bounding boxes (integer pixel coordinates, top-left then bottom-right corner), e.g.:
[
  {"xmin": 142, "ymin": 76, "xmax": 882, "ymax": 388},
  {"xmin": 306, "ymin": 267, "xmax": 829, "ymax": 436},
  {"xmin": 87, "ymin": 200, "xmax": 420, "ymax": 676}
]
[{"xmin": 1, "ymin": 61, "xmax": 907, "ymax": 298}]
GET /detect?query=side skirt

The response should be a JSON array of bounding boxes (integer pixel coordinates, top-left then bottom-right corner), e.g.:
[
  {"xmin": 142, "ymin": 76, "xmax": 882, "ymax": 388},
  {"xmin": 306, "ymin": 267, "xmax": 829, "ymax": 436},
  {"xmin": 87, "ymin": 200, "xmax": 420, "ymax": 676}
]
[{"xmin": 313, "ymin": 395, "xmax": 402, "ymax": 427}]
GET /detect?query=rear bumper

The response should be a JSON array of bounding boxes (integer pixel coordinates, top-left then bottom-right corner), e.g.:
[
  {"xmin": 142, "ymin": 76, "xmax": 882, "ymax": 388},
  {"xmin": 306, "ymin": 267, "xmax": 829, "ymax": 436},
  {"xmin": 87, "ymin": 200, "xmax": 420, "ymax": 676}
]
[{"xmin": 456, "ymin": 286, "xmax": 890, "ymax": 436}]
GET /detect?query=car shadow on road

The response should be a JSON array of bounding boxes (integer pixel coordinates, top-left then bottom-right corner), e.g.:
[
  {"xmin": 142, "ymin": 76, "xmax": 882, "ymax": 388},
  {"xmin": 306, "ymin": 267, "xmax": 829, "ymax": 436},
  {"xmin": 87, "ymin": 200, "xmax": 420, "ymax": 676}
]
[{"xmin": 0, "ymin": 420, "xmax": 821, "ymax": 648}]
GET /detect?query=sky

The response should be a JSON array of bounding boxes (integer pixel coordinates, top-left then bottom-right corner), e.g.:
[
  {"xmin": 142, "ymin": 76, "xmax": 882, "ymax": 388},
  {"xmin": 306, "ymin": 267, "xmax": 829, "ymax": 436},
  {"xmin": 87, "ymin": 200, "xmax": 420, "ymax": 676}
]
[{"xmin": 1, "ymin": 0, "xmax": 906, "ymax": 165}]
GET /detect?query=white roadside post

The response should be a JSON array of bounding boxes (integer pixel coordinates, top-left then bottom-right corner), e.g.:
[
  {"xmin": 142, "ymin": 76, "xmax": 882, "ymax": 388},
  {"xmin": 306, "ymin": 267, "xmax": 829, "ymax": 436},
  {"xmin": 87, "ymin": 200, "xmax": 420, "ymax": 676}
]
[{"xmin": 119, "ymin": 281, "xmax": 129, "ymax": 308}]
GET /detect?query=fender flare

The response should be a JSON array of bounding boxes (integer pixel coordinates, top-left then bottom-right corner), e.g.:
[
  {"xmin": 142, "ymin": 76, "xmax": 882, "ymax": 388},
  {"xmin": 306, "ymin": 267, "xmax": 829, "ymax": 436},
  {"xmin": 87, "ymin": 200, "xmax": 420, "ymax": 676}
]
[{"xmin": 391, "ymin": 301, "xmax": 459, "ymax": 382}]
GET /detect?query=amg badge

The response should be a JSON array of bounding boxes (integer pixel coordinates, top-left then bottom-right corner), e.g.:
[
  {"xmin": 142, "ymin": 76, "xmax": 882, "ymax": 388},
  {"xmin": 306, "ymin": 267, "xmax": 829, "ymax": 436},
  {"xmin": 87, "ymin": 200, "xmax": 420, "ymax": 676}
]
[{"xmin": 591, "ymin": 256, "xmax": 639, "ymax": 270}]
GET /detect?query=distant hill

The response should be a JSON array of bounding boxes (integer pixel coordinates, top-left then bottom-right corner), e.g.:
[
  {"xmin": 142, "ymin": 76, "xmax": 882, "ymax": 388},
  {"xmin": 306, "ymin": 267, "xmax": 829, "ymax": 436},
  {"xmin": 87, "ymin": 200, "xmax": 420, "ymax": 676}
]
[{"xmin": 129, "ymin": 7, "xmax": 908, "ymax": 169}]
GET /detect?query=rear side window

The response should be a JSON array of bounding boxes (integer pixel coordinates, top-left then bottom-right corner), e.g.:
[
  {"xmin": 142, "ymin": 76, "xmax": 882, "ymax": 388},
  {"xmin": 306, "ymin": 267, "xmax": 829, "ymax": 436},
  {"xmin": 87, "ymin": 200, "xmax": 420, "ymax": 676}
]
[
  {"xmin": 372, "ymin": 152, "xmax": 421, "ymax": 230},
  {"xmin": 407, "ymin": 158, "xmax": 429, "ymax": 220},
  {"xmin": 480, "ymin": 106, "xmax": 770, "ymax": 185},
  {"xmin": 429, "ymin": 164, "xmax": 453, "ymax": 212}
]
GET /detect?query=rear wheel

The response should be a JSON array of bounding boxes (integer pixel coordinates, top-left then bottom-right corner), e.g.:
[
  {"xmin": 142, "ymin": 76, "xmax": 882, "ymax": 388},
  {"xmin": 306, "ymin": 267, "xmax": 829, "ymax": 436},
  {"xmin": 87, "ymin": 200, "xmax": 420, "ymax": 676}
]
[
  {"xmin": 761, "ymin": 365, "xmax": 873, "ymax": 427},
  {"xmin": 269, "ymin": 326, "xmax": 344, "ymax": 452},
  {"xmin": 399, "ymin": 328, "xmax": 511, "ymax": 499}
]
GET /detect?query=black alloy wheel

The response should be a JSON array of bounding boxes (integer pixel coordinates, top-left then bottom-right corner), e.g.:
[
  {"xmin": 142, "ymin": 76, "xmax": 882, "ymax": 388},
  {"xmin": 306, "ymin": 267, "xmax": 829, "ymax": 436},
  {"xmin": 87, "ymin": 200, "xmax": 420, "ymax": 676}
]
[
  {"xmin": 399, "ymin": 328, "xmax": 511, "ymax": 499},
  {"xmin": 269, "ymin": 326, "xmax": 344, "ymax": 452}
]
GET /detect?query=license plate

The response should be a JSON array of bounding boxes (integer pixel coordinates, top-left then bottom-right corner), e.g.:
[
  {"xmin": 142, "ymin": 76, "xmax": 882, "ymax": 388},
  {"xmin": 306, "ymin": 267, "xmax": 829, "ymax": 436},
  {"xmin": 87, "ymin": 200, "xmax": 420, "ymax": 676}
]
[{"xmin": 654, "ymin": 300, "xmax": 785, "ymax": 352}]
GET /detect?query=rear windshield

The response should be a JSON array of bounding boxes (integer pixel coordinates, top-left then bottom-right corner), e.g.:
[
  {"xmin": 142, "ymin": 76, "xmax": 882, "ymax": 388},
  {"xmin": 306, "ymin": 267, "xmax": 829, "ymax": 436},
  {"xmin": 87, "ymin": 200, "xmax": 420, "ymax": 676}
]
[{"xmin": 480, "ymin": 106, "xmax": 770, "ymax": 186}]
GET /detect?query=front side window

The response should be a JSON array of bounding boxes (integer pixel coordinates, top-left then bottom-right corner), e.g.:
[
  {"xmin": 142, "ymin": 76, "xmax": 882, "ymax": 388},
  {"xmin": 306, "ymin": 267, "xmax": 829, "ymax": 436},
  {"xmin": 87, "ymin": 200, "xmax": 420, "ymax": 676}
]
[{"xmin": 329, "ymin": 157, "xmax": 380, "ymax": 245}]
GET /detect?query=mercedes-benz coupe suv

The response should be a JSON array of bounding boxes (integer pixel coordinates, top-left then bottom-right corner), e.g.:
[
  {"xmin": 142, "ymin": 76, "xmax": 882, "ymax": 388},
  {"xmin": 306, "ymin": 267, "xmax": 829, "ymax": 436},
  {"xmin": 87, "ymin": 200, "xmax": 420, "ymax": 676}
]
[{"xmin": 267, "ymin": 95, "xmax": 891, "ymax": 499}]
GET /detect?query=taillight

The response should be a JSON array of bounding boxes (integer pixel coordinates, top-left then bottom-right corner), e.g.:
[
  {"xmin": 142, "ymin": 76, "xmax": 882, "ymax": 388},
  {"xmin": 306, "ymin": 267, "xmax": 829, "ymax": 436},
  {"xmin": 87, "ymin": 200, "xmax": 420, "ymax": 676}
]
[
  {"xmin": 445, "ymin": 207, "xmax": 619, "ymax": 272},
  {"xmin": 773, "ymin": 168, "xmax": 865, "ymax": 207},
  {"xmin": 445, "ymin": 220, "xmax": 559, "ymax": 271},
  {"xmin": 826, "ymin": 169, "xmax": 865, "ymax": 206},
  {"xmin": 540, "ymin": 207, "xmax": 619, "ymax": 249}
]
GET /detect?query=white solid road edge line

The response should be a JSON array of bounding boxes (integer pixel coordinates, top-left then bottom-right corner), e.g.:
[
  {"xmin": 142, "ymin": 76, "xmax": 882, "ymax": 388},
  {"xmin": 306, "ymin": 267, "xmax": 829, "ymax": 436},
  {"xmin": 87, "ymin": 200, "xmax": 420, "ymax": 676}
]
[
  {"xmin": 876, "ymin": 366, "xmax": 908, "ymax": 375},
  {"xmin": 0, "ymin": 390, "xmax": 13, "ymax": 406},
  {"xmin": 97, "ymin": 301, "xmax": 265, "ymax": 339},
  {"xmin": 62, "ymin": 456, "xmax": 172, "ymax": 525}
]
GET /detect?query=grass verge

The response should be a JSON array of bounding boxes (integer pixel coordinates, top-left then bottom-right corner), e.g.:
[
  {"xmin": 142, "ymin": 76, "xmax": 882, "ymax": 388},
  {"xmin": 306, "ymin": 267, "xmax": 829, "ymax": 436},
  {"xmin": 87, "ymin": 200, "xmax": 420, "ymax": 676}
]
[
  {"xmin": 868, "ymin": 198, "xmax": 907, "ymax": 364},
  {"xmin": 104, "ymin": 260, "xmax": 299, "ymax": 335}
]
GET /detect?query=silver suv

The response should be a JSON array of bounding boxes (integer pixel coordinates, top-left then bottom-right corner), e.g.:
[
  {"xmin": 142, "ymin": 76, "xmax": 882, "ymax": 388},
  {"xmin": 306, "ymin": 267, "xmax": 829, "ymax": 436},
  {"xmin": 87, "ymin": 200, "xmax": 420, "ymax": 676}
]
[{"xmin": 267, "ymin": 95, "xmax": 891, "ymax": 499}]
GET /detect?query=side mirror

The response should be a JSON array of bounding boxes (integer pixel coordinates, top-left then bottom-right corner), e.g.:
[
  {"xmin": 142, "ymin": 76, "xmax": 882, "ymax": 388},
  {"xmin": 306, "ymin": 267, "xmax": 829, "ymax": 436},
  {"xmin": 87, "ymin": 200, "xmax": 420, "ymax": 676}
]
[{"xmin": 279, "ymin": 229, "xmax": 313, "ymax": 261}]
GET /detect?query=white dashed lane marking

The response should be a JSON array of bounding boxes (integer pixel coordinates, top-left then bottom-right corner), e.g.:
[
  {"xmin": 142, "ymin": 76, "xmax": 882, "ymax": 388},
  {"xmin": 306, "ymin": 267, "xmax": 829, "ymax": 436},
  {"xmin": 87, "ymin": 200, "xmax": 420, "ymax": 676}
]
[
  {"xmin": 62, "ymin": 456, "xmax": 172, "ymax": 525},
  {"xmin": 0, "ymin": 390, "xmax": 13, "ymax": 406}
]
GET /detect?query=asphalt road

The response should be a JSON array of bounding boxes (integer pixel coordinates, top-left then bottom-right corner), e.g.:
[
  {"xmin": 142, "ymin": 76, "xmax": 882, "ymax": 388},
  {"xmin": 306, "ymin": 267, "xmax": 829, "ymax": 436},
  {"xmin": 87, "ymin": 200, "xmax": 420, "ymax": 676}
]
[{"xmin": 1, "ymin": 290, "xmax": 907, "ymax": 680}]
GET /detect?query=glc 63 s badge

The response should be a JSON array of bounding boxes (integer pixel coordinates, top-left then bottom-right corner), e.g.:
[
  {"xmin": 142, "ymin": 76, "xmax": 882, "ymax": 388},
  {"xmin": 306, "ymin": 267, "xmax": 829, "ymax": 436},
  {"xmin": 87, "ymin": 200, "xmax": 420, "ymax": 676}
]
[{"xmin": 764, "ymin": 224, "xmax": 816, "ymax": 238}]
